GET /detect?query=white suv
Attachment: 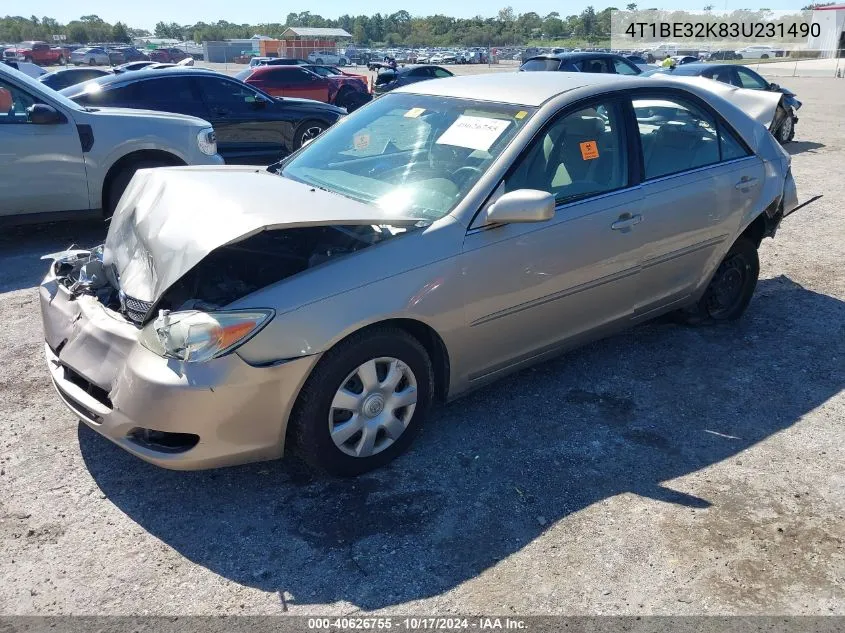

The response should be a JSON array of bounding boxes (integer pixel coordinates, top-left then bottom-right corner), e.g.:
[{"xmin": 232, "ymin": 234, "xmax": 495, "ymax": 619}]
[
  {"xmin": 736, "ymin": 45, "xmax": 777, "ymax": 59},
  {"xmin": 307, "ymin": 50, "xmax": 349, "ymax": 66}
]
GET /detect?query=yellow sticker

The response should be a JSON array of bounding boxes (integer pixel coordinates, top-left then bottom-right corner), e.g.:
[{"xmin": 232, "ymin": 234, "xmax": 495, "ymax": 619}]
[
  {"xmin": 353, "ymin": 132, "xmax": 370, "ymax": 150},
  {"xmin": 580, "ymin": 140, "xmax": 599, "ymax": 160},
  {"xmin": 515, "ymin": 110, "xmax": 527, "ymax": 119},
  {"xmin": 405, "ymin": 107, "xmax": 425, "ymax": 118}
]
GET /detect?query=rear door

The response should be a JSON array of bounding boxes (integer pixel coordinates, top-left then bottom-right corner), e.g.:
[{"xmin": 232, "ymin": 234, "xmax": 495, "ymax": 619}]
[
  {"xmin": 194, "ymin": 75, "xmax": 288, "ymax": 164},
  {"xmin": 630, "ymin": 90, "xmax": 765, "ymax": 317},
  {"xmin": 0, "ymin": 75, "xmax": 88, "ymax": 216}
]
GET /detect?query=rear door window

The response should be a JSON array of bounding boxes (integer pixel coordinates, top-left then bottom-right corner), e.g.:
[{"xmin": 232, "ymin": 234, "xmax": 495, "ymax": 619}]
[
  {"xmin": 612, "ymin": 58, "xmax": 640, "ymax": 75},
  {"xmin": 633, "ymin": 94, "xmax": 749, "ymax": 180},
  {"xmin": 520, "ymin": 58, "xmax": 562, "ymax": 71}
]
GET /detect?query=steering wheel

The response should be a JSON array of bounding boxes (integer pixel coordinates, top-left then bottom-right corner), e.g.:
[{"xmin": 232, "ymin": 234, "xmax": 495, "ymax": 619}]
[{"xmin": 452, "ymin": 165, "xmax": 483, "ymax": 185}]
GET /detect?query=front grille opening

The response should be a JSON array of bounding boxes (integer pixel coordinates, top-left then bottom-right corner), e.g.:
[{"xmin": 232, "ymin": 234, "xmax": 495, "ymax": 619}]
[
  {"xmin": 126, "ymin": 428, "xmax": 200, "ymax": 454},
  {"xmin": 62, "ymin": 365, "xmax": 113, "ymax": 409},
  {"xmin": 122, "ymin": 295, "xmax": 153, "ymax": 325},
  {"xmin": 55, "ymin": 384, "xmax": 103, "ymax": 423}
]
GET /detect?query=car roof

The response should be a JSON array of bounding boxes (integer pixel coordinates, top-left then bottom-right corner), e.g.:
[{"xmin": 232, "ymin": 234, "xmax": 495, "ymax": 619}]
[
  {"xmin": 59, "ymin": 67, "xmax": 231, "ymax": 95},
  {"xmin": 528, "ymin": 52, "xmax": 628, "ymax": 61},
  {"xmin": 659, "ymin": 63, "xmax": 746, "ymax": 75},
  {"xmin": 396, "ymin": 71, "xmax": 643, "ymax": 106}
]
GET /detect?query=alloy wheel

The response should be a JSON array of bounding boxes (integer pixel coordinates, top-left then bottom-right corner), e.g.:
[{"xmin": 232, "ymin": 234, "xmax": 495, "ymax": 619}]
[
  {"xmin": 328, "ymin": 357, "xmax": 418, "ymax": 458},
  {"xmin": 301, "ymin": 125, "xmax": 323, "ymax": 146}
]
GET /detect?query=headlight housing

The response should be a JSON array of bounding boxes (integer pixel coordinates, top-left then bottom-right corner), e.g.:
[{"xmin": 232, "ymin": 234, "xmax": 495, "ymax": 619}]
[
  {"xmin": 138, "ymin": 309, "xmax": 273, "ymax": 362},
  {"xmin": 196, "ymin": 128, "xmax": 217, "ymax": 156}
]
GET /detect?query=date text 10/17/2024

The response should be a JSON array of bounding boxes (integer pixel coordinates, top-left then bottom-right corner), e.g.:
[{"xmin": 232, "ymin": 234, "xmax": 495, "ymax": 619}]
[{"xmin": 307, "ymin": 617, "xmax": 527, "ymax": 630}]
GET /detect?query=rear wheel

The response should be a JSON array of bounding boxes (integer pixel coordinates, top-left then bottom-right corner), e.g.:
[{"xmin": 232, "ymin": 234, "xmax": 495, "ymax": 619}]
[
  {"xmin": 761, "ymin": 54, "xmax": 769, "ymax": 59},
  {"xmin": 56, "ymin": 55, "xmax": 65, "ymax": 65},
  {"xmin": 288, "ymin": 327, "xmax": 434, "ymax": 476},
  {"xmin": 675, "ymin": 237, "xmax": 759, "ymax": 325},
  {"xmin": 88, "ymin": 57, "xmax": 96, "ymax": 66},
  {"xmin": 105, "ymin": 159, "xmax": 175, "ymax": 217},
  {"xmin": 315, "ymin": 58, "xmax": 324, "ymax": 64},
  {"xmin": 293, "ymin": 119, "xmax": 326, "ymax": 149}
]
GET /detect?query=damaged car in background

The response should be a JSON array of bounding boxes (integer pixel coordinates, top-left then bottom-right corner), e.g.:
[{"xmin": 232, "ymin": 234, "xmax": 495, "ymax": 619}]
[{"xmin": 41, "ymin": 72, "xmax": 815, "ymax": 476}]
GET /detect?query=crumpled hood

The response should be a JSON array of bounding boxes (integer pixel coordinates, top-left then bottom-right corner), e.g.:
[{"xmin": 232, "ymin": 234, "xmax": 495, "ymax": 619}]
[{"xmin": 103, "ymin": 165, "xmax": 422, "ymax": 303}]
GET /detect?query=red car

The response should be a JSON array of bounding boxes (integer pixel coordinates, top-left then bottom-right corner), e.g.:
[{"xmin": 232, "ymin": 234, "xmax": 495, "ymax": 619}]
[
  {"xmin": 3, "ymin": 41, "xmax": 67, "ymax": 65},
  {"xmin": 148, "ymin": 48, "xmax": 191, "ymax": 63},
  {"xmin": 236, "ymin": 65, "xmax": 372, "ymax": 111}
]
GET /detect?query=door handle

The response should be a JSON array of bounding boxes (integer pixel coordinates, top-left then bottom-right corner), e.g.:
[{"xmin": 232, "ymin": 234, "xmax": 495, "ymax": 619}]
[
  {"xmin": 611, "ymin": 213, "xmax": 643, "ymax": 230},
  {"xmin": 735, "ymin": 176, "xmax": 758, "ymax": 190}
]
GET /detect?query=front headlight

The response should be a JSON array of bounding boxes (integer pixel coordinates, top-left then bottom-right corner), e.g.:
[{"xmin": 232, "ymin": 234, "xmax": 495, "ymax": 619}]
[
  {"xmin": 196, "ymin": 127, "xmax": 217, "ymax": 156},
  {"xmin": 138, "ymin": 309, "xmax": 273, "ymax": 362}
]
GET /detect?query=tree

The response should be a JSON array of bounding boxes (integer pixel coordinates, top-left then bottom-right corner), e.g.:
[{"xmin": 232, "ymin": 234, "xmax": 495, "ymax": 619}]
[
  {"xmin": 112, "ymin": 22, "xmax": 130, "ymax": 43},
  {"xmin": 67, "ymin": 23, "xmax": 89, "ymax": 44},
  {"xmin": 626, "ymin": 3, "xmax": 638, "ymax": 10}
]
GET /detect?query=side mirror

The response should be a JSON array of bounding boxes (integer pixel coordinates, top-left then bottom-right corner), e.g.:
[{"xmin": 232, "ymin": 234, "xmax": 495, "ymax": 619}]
[
  {"xmin": 769, "ymin": 82, "xmax": 780, "ymax": 91},
  {"xmin": 252, "ymin": 95, "xmax": 269, "ymax": 108},
  {"xmin": 27, "ymin": 103, "xmax": 65, "ymax": 125},
  {"xmin": 486, "ymin": 189, "xmax": 555, "ymax": 225}
]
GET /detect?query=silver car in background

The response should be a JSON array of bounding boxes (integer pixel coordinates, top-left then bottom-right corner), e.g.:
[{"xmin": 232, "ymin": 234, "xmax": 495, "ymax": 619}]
[
  {"xmin": 70, "ymin": 46, "xmax": 111, "ymax": 66},
  {"xmin": 41, "ymin": 72, "xmax": 803, "ymax": 476}
]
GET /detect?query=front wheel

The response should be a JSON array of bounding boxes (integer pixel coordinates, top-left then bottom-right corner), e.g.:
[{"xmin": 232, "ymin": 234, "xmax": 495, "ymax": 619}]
[
  {"xmin": 288, "ymin": 327, "xmax": 434, "ymax": 476},
  {"xmin": 56, "ymin": 55, "xmax": 65, "ymax": 65},
  {"xmin": 88, "ymin": 58, "xmax": 96, "ymax": 66},
  {"xmin": 676, "ymin": 237, "xmax": 760, "ymax": 325},
  {"xmin": 315, "ymin": 58, "xmax": 324, "ymax": 64},
  {"xmin": 775, "ymin": 108, "xmax": 796, "ymax": 144},
  {"xmin": 293, "ymin": 119, "xmax": 326, "ymax": 149},
  {"xmin": 106, "ymin": 159, "xmax": 176, "ymax": 217},
  {"xmin": 761, "ymin": 54, "xmax": 769, "ymax": 59}
]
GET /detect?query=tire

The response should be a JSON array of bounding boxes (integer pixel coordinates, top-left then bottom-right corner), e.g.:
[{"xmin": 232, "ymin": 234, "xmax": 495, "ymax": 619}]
[
  {"xmin": 340, "ymin": 91, "xmax": 370, "ymax": 112},
  {"xmin": 105, "ymin": 159, "xmax": 174, "ymax": 217},
  {"xmin": 675, "ymin": 237, "xmax": 759, "ymax": 325},
  {"xmin": 89, "ymin": 58, "xmax": 96, "ymax": 66},
  {"xmin": 56, "ymin": 55, "xmax": 64, "ymax": 65},
  {"xmin": 775, "ymin": 108, "xmax": 796, "ymax": 144},
  {"xmin": 761, "ymin": 54, "xmax": 769, "ymax": 59},
  {"xmin": 293, "ymin": 119, "xmax": 326, "ymax": 149},
  {"xmin": 735, "ymin": 54, "xmax": 743, "ymax": 60},
  {"xmin": 24, "ymin": 56, "xmax": 32, "ymax": 63},
  {"xmin": 288, "ymin": 327, "xmax": 434, "ymax": 476},
  {"xmin": 315, "ymin": 58, "xmax": 324, "ymax": 64}
]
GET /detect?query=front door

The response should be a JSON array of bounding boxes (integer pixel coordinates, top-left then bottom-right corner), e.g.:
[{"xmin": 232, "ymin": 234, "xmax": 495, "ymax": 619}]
[
  {"xmin": 460, "ymin": 98, "xmax": 644, "ymax": 383},
  {"xmin": 281, "ymin": 67, "xmax": 329, "ymax": 102},
  {"xmin": 0, "ymin": 76, "xmax": 88, "ymax": 216}
]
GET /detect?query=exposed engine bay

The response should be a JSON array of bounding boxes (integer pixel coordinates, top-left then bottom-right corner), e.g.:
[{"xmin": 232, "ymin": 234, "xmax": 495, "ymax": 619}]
[{"xmin": 45, "ymin": 224, "xmax": 403, "ymax": 326}]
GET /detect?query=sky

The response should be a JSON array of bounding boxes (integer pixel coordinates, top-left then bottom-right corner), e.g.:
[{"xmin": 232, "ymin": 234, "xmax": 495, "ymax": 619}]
[{"xmin": 30, "ymin": 1, "xmax": 814, "ymax": 32}]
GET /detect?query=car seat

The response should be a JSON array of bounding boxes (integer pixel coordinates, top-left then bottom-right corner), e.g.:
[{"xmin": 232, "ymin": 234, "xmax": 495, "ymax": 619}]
[
  {"xmin": 645, "ymin": 122, "xmax": 718, "ymax": 178},
  {"xmin": 0, "ymin": 87, "xmax": 12, "ymax": 115}
]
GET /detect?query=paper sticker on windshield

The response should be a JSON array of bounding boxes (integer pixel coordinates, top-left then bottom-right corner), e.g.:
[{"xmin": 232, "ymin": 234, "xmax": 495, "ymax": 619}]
[
  {"xmin": 579, "ymin": 141, "xmax": 599, "ymax": 160},
  {"xmin": 515, "ymin": 110, "xmax": 528, "ymax": 120},
  {"xmin": 353, "ymin": 132, "xmax": 371, "ymax": 151},
  {"xmin": 405, "ymin": 107, "xmax": 425, "ymax": 118},
  {"xmin": 436, "ymin": 116, "xmax": 512, "ymax": 152}
]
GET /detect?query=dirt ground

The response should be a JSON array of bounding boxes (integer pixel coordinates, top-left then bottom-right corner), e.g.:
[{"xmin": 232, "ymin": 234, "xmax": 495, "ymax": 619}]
[{"xmin": 0, "ymin": 76, "xmax": 843, "ymax": 617}]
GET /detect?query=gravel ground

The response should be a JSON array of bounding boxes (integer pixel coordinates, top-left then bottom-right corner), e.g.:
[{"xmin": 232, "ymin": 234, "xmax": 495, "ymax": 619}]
[{"xmin": 0, "ymin": 77, "xmax": 843, "ymax": 617}]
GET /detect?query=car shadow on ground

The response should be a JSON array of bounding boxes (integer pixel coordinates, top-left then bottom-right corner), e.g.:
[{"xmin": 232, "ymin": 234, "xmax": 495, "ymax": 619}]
[
  {"xmin": 0, "ymin": 220, "xmax": 106, "ymax": 293},
  {"xmin": 80, "ymin": 275, "xmax": 845, "ymax": 610},
  {"xmin": 786, "ymin": 141, "xmax": 825, "ymax": 156}
]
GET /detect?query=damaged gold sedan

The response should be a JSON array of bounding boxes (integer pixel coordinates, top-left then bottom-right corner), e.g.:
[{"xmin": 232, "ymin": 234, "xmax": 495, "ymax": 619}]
[{"xmin": 41, "ymin": 72, "xmax": 810, "ymax": 475}]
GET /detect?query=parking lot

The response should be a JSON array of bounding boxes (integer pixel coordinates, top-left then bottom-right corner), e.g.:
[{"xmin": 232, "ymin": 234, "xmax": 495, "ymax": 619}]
[{"xmin": 1, "ymin": 72, "xmax": 844, "ymax": 616}]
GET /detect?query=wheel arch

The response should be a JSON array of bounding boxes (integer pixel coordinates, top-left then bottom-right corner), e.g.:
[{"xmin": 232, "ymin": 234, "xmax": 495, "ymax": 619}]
[
  {"xmin": 101, "ymin": 149, "xmax": 185, "ymax": 211},
  {"xmin": 313, "ymin": 318, "xmax": 451, "ymax": 404}
]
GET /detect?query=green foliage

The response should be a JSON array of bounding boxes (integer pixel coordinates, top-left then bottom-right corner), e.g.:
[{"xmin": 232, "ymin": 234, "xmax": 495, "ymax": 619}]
[{"xmin": 1, "ymin": 7, "xmax": 625, "ymax": 47}]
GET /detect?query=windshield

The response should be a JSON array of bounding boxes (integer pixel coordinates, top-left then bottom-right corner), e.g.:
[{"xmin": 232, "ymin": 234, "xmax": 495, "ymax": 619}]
[
  {"xmin": 282, "ymin": 93, "xmax": 536, "ymax": 222},
  {"xmin": 0, "ymin": 63, "xmax": 84, "ymax": 112}
]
